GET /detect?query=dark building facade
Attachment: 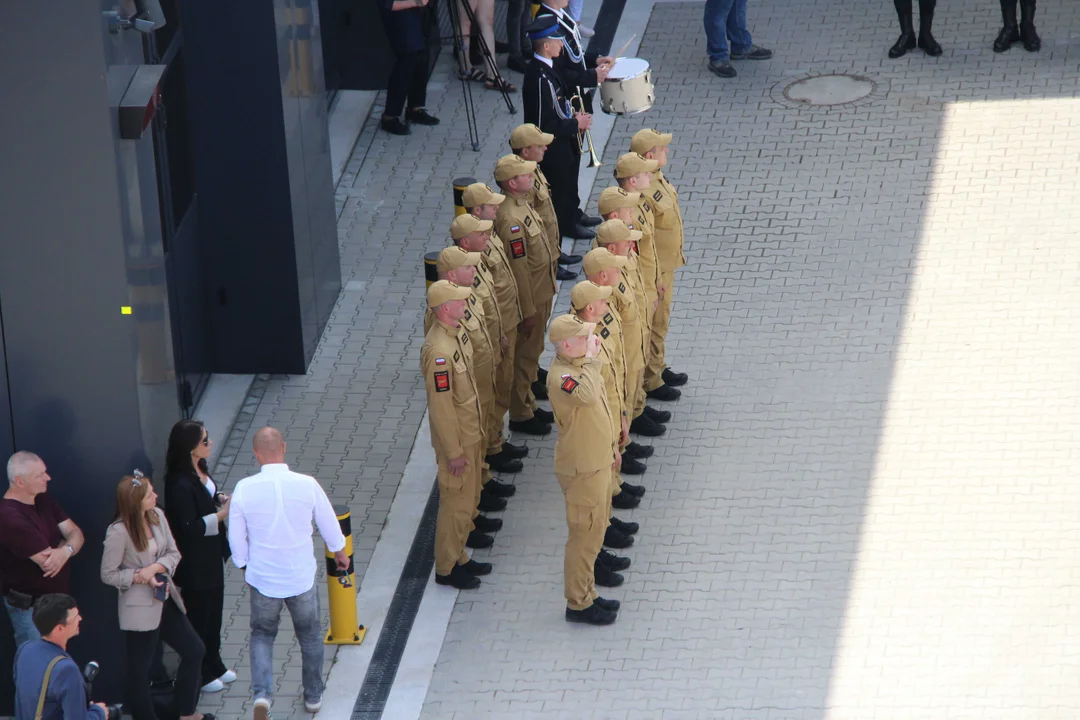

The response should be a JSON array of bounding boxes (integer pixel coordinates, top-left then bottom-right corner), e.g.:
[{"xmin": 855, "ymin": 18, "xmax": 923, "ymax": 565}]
[{"xmin": 0, "ymin": 0, "xmax": 339, "ymax": 708}]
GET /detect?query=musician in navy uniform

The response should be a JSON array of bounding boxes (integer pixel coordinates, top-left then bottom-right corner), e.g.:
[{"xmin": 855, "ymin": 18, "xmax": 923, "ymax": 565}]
[
  {"xmin": 535, "ymin": 0, "xmax": 613, "ymax": 114},
  {"xmin": 523, "ymin": 16, "xmax": 607, "ymax": 245},
  {"xmin": 377, "ymin": 0, "xmax": 441, "ymax": 135}
]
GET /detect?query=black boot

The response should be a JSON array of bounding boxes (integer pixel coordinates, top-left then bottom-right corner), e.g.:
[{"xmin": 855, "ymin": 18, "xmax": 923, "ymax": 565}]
[
  {"xmin": 610, "ymin": 516, "xmax": 639, "ymax": 535},
  {"xmin": 597, "ymin": 549, "xmax": 631, "ymax": 571},
  {"xmin": 888, "ymin": 0, "xmax": 917, "ymax": 58},
  {"xmin": 532, "ymin": 379, "xmax": 549, "ymax": 400},
  {"xmin": 1019, "ymin": 0, "xmax": 1040, "ymax": 51},
  {"xmin": 994, "ymin": 0, "xmax": 1020, "ymax": 52},
  {"xmin": 593, "ymin": 560, "xmax": 625, "ymax": 587},
  {"xmin": 604, "ymin": 525, "xmax": 634, "ymax": 548},
  {"xmin": 917, "ymin": 0, "xmax": 942, "ymax": 55},
  {"xmin": 435, "ymin": 563, "xmax": 481, "ymax": 589}
]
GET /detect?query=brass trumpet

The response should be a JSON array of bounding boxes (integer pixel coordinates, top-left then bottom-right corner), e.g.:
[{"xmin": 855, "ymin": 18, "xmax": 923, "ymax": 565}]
[{"xmin": 571, "ymin": 86, "xmax": 602, "ymax": 168}]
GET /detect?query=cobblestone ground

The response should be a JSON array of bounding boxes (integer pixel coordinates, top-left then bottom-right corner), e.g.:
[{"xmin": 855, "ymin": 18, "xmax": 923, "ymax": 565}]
[
  {"xmin": 193, "ymin": 55, "xmax": 540, "ymax": 719},
  {"xmin": 420, "ymin": 0, "xmax": 1080, "ymax": 718}
]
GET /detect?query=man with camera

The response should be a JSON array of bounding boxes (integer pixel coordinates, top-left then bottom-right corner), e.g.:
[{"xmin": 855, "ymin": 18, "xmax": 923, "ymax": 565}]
[{"xmin": 13, "ymin": 593, "xmax": 108, "ymax": 719}]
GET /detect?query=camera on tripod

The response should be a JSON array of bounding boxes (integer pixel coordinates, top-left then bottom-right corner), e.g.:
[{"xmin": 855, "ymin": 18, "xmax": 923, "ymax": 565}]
[{"xmin": 83, "ymin": 661, "xmax": 123, "ymax": 720}]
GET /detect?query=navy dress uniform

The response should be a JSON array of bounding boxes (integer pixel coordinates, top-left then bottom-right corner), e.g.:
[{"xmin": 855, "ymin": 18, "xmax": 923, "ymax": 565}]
[{"xmin": 534, "ymin": 2, "xmax": 603, "ymax": 112}]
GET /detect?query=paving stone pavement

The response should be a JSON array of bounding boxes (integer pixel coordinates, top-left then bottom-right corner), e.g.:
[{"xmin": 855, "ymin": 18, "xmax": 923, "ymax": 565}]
[{"xmin": 419, "ymin": 0, "xmax": 1080, "ymax": 718}]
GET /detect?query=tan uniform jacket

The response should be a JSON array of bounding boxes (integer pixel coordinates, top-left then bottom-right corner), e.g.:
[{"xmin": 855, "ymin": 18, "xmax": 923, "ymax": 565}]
[
  {"xmin": 483, "ymin": 233, "xmax": 523, "ymax": 329},
  {"xmin": 611, "ymin": 269, "xmax": 646, "ymax": 372},
  {"xmin": 425, "ymin": 297, "xmax": 494, "ymax": 381},
  {"xmin": 471, "ymin": 260, "xmax": 503, "ymax": 365},
  {"xmin": 649, "ymin": 170, "xmax": 686, "ymax": 272},
  {"xmin": 496, "ymin": 196, "xmax": 556, "ymax": 320},
  {"xmin": 596, "ymin": 307, "xmax": 627, "ymax": 419},
  {"xmin": 421, "ymin": 320, "xmax": 483, "ymax": 461},
  {"xmin": 547, "ymin": 355, "xmax": 618, "ymax": 475},
  {"xmin": 531, "ymin": 166, "xmax": 561, "ymax": 256},
  {"xmin": 621, "ymin": 252, "xmax": 650, "ymax": 360},
  {"xmin": 633, "ymin": 197, "xmax": 660, "ymax": 302}
]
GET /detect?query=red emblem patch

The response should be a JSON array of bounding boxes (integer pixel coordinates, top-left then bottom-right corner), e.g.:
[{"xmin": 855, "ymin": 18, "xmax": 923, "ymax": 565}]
[
  {"xmin": 510, "ymin": 239, "xmax": 526, "ymax": 259},
  {"xmin": 561, "ymin": 377, "xmax": 578, "ymax": 393},
  {"xmin": 434, "ymin": 371, "xmax": 450, "ymax": 392}
]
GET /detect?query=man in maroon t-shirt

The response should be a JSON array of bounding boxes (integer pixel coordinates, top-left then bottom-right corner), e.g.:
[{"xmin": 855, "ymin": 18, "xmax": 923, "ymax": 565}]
[{"xmin": 1, "ymin": 451, "xmax": 85, "ymax": 647}]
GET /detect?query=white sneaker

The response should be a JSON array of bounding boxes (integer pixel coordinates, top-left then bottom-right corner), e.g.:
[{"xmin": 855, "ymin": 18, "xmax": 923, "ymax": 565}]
[
  {"xmin": 579, "ymin": 24, "xmax": 595, "ymax": 38},
  {"xmin": 201, "ymin": 679, "xmax": 225, "ymax": 693},
  {"xmin": 253, "ymin": 697, "xmax": 272, "ymax": 720},
  {"xmin": 305, "ymin": 698, "xmax": 322, "ymax": 713},
  {"xmin": 219, "ymin": 669, "xmax": 238, "ymax": 684}
]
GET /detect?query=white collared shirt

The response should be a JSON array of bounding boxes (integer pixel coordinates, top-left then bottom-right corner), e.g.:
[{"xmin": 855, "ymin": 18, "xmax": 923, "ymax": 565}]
[
  {"xmin": 533, "ymin": 54, "xmax": 554, "ymax": 68},
  {"xmin": 227, "ymin": 463, "xmax": 346, "ymax": 599}
]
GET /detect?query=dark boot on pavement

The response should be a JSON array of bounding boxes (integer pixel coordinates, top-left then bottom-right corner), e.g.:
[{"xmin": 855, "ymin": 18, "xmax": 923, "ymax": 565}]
[
  {"xmin": 466, "ymin": 530, "xmax": 494, "ymax": 549},
  {"xmin": 436, "ymin": 563, "xmax": 481, "ymax": 589},
  {"xmin": 917, "ymin": 0, "xmax": 943, "ymax": 55},
  {"xmin": 610, "ymin": 516, "xmax": 639, "ymax": 535},
  {"xmin": 888, "ymin": 0, "xmax": 918, "ymax": 58},
  {"xmin": 472, "ymin": 514, "xmax": 503, "ymax": 533},
  {"xmin": 604, "ymin": 525, "xmax": 634, "ymax": 548},
  {"xmin": 611, "ymin": 490, "xmax": 640, "ymax": 510},
  {"xmin": 565, "ymin": 603, "xmax": 617, "ymax": 625},
  {"xmin": 624, "ymin": 441, "xmax": 653, "ymax": 459},
  {"xmin": 597, "ymin": 549, "xmax": 631, "ymax": 571},
  {"xmin": 643, "ymin": 405, "xmax": 671, "ymax": 424},
  {"xmin": 994, "ymin": 0, "xmax": 1020, "ymax": 52},
  {"xmin": 629, "ymin": 414, "xmax": 665, "ymax": 437},
  {"xmin": 620, "ymin": 456, "xmax": 646, "ymax": 475},
  {"xmin": 508, "ymin": 416, "xmax": 552, "ymax": 436},
  {"xmin": 1019, "ymin": 0, "xmax": 1040, "ymax": 51},
  {"xmin": 646, "ymin": 384, "xmax": 681, "ymax": 402},
  {"xmin": 661, "ymin": 367, "xmax": 688, "ymax": 387},
  {"xmin": 593, "ymin": 560, "xmax": 625, "ymax": 587}
]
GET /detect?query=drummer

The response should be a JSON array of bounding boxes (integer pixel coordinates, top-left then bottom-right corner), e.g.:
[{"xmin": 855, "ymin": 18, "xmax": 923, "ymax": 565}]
[{"xmin": 527, "ymin": 6, "xmax": 609, "ymax": 242}]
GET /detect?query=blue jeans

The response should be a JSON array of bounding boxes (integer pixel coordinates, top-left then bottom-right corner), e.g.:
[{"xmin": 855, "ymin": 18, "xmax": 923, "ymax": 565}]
[
  {"xmin": 3, "ymin": 599, "xmax": 41, "ymax": 648},
  {"xmin": 703, "ymin": 0, "xmax": 753, "ymax": 62},
  {"xmin": 249, "ymin": 585, "xmax": 324, "ymax": 704},
  {"xmin": 568, "ymin": 0, "xmax": 583, "ymax": 22}
]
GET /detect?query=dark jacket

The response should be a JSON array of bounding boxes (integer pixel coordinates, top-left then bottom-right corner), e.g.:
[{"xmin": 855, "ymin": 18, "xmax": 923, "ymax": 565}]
[
  {"xmin": 164, "ymin": 470, "xmax": 230, "ymax": 592},
  {"xmin": 534, "ymin": 5, "xmax": 600, "ymax": 91},
  {"xmin": 524, "ymin": 59, "xmax": 579, "ymax": 141}
]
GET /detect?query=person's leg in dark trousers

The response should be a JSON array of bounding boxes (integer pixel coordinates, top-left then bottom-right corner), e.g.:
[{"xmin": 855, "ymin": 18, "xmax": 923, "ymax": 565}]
[
  {"xmin": 385, "ymin": 49, "xmax": 420, "ymax": 120},
  {"xmin": 158, "ymin": 601, "xmax": 206, "ymax": 717},
  {"xmin": 124, "ymin": 628, "xmax": 162, "ymax": 720},
  {"xmin": 540, "ymin": 138, "xmax": 582, "ymax": 239},
  {"xmin": 148, "ymin": 639, "xmax": 170, "ymax": 683},
  {"xmin": 407, "ymin": 48, "xmax": 430, "ymax": 113},
  {"xmin": 183, "ymin": 585, "xmax": 227, "ymax": 685}
]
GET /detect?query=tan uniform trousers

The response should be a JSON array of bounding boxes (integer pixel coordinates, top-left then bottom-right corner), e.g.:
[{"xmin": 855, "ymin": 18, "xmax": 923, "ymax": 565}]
[
  {"xmin": 489, "ymin": 325, "xmax": 518, "ymax": 456},
  {"xmin": 435, "ymin": 441, "xmax": 484, "ymax": 576},
  {"xmin": 509, "ymin": 295, "xmax": 554, "ymax": 421},
  {"xmin": 558, "ymin": 468, "xmax": 613, "ymax": 610},
  {"xmin": 645, "ymin": 268, "xmax": 676, "ymax": 391},
  {"xmin": 474, "ymin": 358, "xmax": 496, "ymax": 508}
]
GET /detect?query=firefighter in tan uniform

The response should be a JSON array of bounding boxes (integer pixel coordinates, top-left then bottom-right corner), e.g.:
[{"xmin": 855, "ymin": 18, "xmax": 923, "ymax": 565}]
[
  {"xmin": 612, "ymin": 159, "xmax": 661, "ymax": 340},
  {"xmin": 510, "ymin": 123, "xmax": 582, "ymax": 283},
  {"xmin": 494, "ymin": 154, "xmax": 557, "ymax": 436},
  {"xmin": 427, "ymin": 252, "xmax": 506, "ymax": 549},
  {"xmin": 631, "ymin": 129, "xmax": 689, "ymax": 400},
  {"xmin": 546, "ymin": 314, "xmax": 622, "ymax": 626},
  {"xmin": 421, "ymin": 281, "xmax": 493, "ymax": 590},
  {"xmin": 457, "ymin": 187, "xmax": 531, "ymax": 474}
]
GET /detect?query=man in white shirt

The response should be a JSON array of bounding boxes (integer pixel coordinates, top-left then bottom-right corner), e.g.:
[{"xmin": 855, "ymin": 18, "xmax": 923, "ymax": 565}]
[{"xmin": 228, "ymin": 427, "xmax": 349, "ymax": 720}]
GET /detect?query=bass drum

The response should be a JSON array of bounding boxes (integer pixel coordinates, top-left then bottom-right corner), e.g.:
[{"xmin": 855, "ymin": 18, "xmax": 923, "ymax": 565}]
[{"xmin": 599, "ymin": 58, "xmax": 654, "ymax": 115}]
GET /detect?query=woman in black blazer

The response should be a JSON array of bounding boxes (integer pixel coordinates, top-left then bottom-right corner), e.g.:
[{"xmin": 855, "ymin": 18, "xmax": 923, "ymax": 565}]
[{"xmin": 163, "ymin": 420, "xmax": 234, "ymax": 693}]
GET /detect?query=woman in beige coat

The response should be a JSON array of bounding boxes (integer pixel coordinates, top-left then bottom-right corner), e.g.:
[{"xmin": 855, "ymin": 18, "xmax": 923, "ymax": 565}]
[{"xmin": 100, "ymin": 474, "xmax": 214, "ymax": 720}]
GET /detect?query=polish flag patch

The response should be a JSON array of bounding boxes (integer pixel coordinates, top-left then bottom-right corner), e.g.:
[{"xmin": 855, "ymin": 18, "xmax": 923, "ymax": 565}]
[{"xmin": 435, "ymin": 358, "xmax": 446, "ymax": 365}]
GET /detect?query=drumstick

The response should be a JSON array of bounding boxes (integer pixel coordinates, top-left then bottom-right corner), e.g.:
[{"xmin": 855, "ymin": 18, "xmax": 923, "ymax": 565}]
[{"xmin": 612, "ymin": 34, "xmax": 636, "ymax": 61}]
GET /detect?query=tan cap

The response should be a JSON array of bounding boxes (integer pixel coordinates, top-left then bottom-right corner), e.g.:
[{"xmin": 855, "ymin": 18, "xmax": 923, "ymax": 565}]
[
  {"xmin": 595, "ymin": 219, "xmax": 643, "ymax": 246},
  {"xmin": 614, "ymin": 152, "xmax": 659, "ymax": 179},
  {"xmin": 450, "ymin": 214, "xmax": 493, "ymax": 240},
  {"xmin": 509, "ymin": 123, "xmax": 554, "ymax": 149},
  {"xmin": 495, "ymin": 154, "xmax": 537, "ymax": 182},
  {"xmin": 630, "ymin": 128, "xmax": 673, "ymax": 155},
  {"xmin": 427, "ymin": 280, "xmax": 472, "ymax": 308},
  {"xmin": 461, "ymin": 183, "xmax": 505, "ymax": 209},
  {"xmin": 598, "ymin": 187, "xmax": 641, "ymax": 216},
  {"xmin": 549, "ymin": 313, "xmax": 596, "ymax": 343},
  {"xmin": 570, "ymin": 281, "xmax": 614, "ymax": 311},
  {"xmin": 436, "ymin": 247, "xmax": 482, "ymax": 273},
  {"xmin": 582, "ymin": 247, "xmax": 629, "ymax": 276}
]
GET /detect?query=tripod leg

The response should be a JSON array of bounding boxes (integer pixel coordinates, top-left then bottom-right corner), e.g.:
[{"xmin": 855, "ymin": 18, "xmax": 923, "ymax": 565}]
[
  {"xmin": 459, "ymin": 0, "xmax": 517, "ymax": 112},
  {"xmin": 448, "ymin": 0, "xmax": 481, "ymax": 149}
]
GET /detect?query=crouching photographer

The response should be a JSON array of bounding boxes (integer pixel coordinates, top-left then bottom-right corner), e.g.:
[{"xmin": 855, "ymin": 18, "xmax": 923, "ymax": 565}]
[{"xmin": 13, "ymin": 593, "xmax": 109, "ymax": 719}]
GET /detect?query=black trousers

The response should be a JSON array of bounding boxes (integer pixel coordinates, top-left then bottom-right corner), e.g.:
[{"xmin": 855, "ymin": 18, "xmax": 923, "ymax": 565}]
[
  {"xmin": 183, "ymin": 585, "xmax": 227, "ymax": 685},
  {"xmin": 124, "ymin": 601, "xmax": 205, "ymax": 719},
  {"xmin": 385, "ymin": 47, "xmax": 431, "ymax": 118},
  {"xmin": 539, "ymin": 136, "xmax": 582, "ymax": 239}
]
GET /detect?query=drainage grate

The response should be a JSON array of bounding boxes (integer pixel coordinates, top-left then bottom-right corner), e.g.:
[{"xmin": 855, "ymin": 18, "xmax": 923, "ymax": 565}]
[{"xmin": 351, "ymin": 482, "xmax": 440, "ymax": 719}]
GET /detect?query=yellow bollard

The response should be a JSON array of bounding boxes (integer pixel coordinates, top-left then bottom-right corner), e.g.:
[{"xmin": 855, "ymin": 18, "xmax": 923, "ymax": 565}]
[
  {"xmin": 325, "ymin": 505, "xmax": 366, "ymax": 645},
  {"xmin": 424, "ymin": 252, "xmax": 440, "ymax": 288},
  {"xmin": 453, "ymin": 177, "xmax": 476, "ymax": 217}
]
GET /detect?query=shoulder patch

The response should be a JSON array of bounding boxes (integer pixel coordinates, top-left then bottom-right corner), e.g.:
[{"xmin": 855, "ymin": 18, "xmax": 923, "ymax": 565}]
[
  {"xmin": 618, "ymin": 282, "xmax": 626, "ymax": 293},
  {"xmin": 435, "ymin": 357, "xmax": 446, "ymax": 365},
  {"xmin": 461, "ymin": 332, "xmax": 469, "ymax": 345},
  {"xmin": 653, "ymin": 189, "xmax": 663, "ymax": 202},
  {"xmin": 510, "ymin": 225, "xmax": 521, "ymax": 234},
  {"xmin": 510, "ymin": 238, "xmax": 527, "ymax": 259},
  {"xmin": 600, "ymin": 326, "xmax": 610, "ymax": 339},
  {"xmin": 434, "ymin": 371, "xmax": 450, "ymax": 392},
  {"xmin": 453, "ymin": 351, "xmax": 461, "ymax": 362},
  {"xmin": 561, "ymin": 376, "xmax": 579, "ymax": 393},
  {"xmin": 523, "ymin": 215, "xmax": 532, "ymax": 227},
  {"xmin": 603, "ymin": 312, "xmax": 614, "ymax": 325}
]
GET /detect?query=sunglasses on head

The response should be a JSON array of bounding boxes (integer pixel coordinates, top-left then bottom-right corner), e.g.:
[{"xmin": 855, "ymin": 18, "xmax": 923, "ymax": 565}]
[{"xmin": 131, "ymin": 469, "xmax": 145, "ymax": 487}]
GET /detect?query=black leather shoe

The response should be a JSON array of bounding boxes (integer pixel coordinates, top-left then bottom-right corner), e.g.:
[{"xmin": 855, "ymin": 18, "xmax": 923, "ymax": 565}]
[
  {"xmin": 436, "ymin": 564, "xmax": 481, "ymax": 589},
  {"xmin": 620, "ymin": 481, "xmax": 645, "ymax": 497},
  {"xmin": 624, "ymin": 441, "xmax": 654, "ymax": 459},
  {"xmin": 629, "ymin": 414, "xmax": 666, "ymax": 437},
  {"xmin": 473, "ymin": 514, "xmax": 503, "ymax": 533},
  {"xmin": 643, "ymin": 405, "xmax": 671, "ymax": 423},
  {"xmin": 918, "ymin": 28, "xmax": 942, "ymax": 56},
  {"xmin": 466, "ymin": 530, "xmax": 494, "ymax": 549},
  {"xmin": 406, "ymin": 108, "xmax": 440, "ymax": 125},
  {"xmin": 477, "ymin": 491, "xmax": 506, "ymax": 513},
  {"xmin": 507, "ymin": 56, "xmax": 529, "ymax": 73},
  {"xmin": 502, "ymin": 441, "xmax": 529, "ymax": 459},
  {"xmin": 532, "ymin": 379, "xmax": 549, "ymax": 400},
  {"xmin": 485, "ymin": 452, "xmax": 523, "ymax": 474},
  {"xmin": 1020, "ymin": 2, "xmax": 1040, "ymax": 52},
  {"xmin": 593, "ymin": 562, "xmax": 625, "ymax": 587},
  {"xmin": 565, "ymin": 604, "xmax": 616, "ymax": 625},
  {"xmin": 610, "ymin": 516, "xmax": 639, "ymax": 535},
  {"xmin": 567, "ymin": 224, "xmax": 596, "ymax": 240},
  {"xmin": 604, "ymin": 525, "xmax": 634, "ymax": 548},
  {"xmin": 661, "ymin": 367, "xmax": 688, "ymax": 387},
  {"xmin": 611, "ymin": 490, "xmax": 640, "ymax": 510},
  {"xmin": 620, "ymin": 455, "xmax": 646, "ymax": 475},
  {"xmin": 484, "ymin": 478, "xmax": 517, "ymax": 498},
  {"xmin": 559, "ymin": 251, "xmax": 583, "ymax": 265},
  {"xmin": 646, "ymin": 384, "xmax": 681, "ymax": 402},
  {"xmin": 380, "ymin": 117, "xmax": 410, "ymax": 135},
  {"xmin": 461, "ymin": 559, "xmax": 492, "ymax": 576},
  {"xmin": 557, "ymin": 267, "xmax": 579, "ymax": 281},
  {"xmin": 509, "ymin": 417, "xmax": 552, "ymax": 436},
  {"xmin": 993, "ymin": 25, "xmax": 1019, "ymax": 52},
  {"xmin": 579, "ymin": 214, "xmax": 602, "ymax": 227},
  {"xmin": 888, "ymin": 30, "xmax": 917, "ymax": 58},
  {"xmin": 533, "ymin": 407, "xmax": 554, "ymax": 424},
  {"xmin": 597, "ymin": 549, "xmax": 631, "ymax": 571},
  {"xmin": 594, "ymin": 596, "xmax": 621, "ymax": 612}
]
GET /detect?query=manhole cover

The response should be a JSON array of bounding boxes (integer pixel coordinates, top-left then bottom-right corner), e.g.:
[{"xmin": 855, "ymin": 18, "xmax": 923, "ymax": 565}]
[{"xmin": 783, "ymin": 74, "xmax": 876, "ymax": 106}]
